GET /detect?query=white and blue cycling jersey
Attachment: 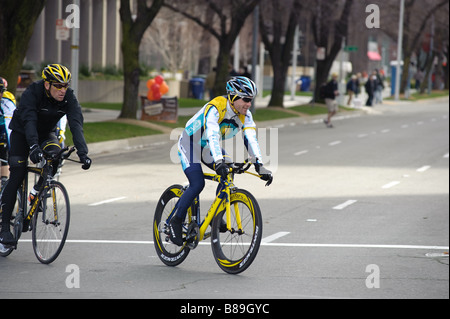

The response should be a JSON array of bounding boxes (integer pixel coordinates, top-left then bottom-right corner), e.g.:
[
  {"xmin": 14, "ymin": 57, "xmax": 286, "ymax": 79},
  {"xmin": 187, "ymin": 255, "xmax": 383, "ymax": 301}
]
[{"xmin": 178, "ymin": 95, "xmax": 262, "ymax": 171}]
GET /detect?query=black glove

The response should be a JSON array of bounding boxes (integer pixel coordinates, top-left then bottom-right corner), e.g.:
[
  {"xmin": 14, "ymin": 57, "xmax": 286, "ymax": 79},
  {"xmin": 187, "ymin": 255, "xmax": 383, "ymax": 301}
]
[
  {"xmin": 214, "ymin": 160, "xmax": 229, "ymax": 180},
  {"xmin": 29, "ymin": 144, "xmax": 43, "ymax": 164},
  {"xmin": 255, "ymin": 163, "xmax": 273, "ymax": 186},
  {"xmin": 80, "ymin": 155, "xmax": 92, "ymax": 170}
]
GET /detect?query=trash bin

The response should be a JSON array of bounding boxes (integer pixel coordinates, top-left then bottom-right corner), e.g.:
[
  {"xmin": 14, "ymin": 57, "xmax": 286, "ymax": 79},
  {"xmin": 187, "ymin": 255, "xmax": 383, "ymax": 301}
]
[
  {"xmin": 390, "ymin": 60, "xmax": 403, "ymax": 96},
  {"xmin": 190, "ymin": 78, "xmax": 205, "ymax": 99},
  {"xmin": 300, "ymin": 76, "xmax": 311, "ymax": 91}
]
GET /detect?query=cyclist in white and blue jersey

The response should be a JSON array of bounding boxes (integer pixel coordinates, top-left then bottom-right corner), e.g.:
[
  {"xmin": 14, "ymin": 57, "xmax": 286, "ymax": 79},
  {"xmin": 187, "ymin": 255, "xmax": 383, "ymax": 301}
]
[{"xmin": 169, "ymin": 76, "xmax": 273, "ymax": 246}]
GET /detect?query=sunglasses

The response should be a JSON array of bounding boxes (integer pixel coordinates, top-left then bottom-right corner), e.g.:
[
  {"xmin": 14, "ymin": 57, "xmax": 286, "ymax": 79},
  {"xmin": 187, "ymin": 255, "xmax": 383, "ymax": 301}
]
[
  {"xmin": 52, "ymin": 83, "xmax": 69, "ymax": 90},
  {"xmin": 241, "ymin": 97, "xmax": 253, "ymax": 103}
]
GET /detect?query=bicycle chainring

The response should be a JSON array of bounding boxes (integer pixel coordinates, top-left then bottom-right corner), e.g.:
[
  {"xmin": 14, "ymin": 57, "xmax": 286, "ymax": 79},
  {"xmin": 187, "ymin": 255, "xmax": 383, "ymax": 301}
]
[{"xmin": 185, "ymin": 223, "xmax": 199, "ymax": 250}]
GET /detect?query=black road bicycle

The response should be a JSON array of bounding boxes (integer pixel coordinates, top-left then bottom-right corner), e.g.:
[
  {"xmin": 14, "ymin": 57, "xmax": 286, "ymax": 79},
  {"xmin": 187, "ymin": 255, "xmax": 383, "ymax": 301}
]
[{"xmin": 0, "ymin": 146, "xmax": 79, "ymax": 264}]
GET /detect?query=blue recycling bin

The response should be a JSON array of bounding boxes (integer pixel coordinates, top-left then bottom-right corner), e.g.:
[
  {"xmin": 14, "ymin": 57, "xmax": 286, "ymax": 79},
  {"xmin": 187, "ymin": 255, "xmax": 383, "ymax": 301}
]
[
  {"xmin": 190, "ymin": 78, "xmax": 205, "ymax": 99},
  {"xmin": 300, "ymin": 76, "xmax": 311, "ymax": 91},
  {"xmin": 390, "ymin": 61, "xmax": 403, "ymax": 96}
]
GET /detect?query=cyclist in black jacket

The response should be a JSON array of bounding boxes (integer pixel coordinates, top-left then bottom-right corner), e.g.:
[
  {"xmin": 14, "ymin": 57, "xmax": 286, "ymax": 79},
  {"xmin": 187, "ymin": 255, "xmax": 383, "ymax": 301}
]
[{"xmin": 0, "ymin": 64, "xmax": 91, "ymax": 245}]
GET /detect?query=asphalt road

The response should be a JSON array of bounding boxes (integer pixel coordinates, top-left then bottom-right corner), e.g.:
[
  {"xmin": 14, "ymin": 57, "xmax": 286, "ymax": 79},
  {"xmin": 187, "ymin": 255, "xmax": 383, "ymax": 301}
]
[{"xmin": 0, "ymin": 98, "xmax": 448, "ymax": 302}]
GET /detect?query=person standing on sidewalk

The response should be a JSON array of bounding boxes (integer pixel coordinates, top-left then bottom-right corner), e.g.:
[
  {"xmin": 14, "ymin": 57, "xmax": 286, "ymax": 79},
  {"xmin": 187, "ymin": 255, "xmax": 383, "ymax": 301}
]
[{"xmin": 323, "ymin": 73, "xmax": 339, "ymax": 128}]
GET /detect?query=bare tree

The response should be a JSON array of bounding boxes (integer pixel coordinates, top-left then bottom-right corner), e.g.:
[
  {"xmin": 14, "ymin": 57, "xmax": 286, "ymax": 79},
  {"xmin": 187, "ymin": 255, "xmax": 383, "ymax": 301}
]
[
  {"xmin": 119, "ymin": 0, "xmax": 164, "ymax": 119},
  {"xmin": 260, "ymin": 0, "xmax": 302, "ymax": 107},
  {"xmin": 143, "ymin": 8, "xmax": 202, "ymax": 77},
  {"xmin": 0, "ymin": 0, "xmax": 46, "ymax": 94},
  {"xmin": 377, "ymin": 0, "xmax": 448, "ymax": 93},
  {"xmin": 164, "ymin": 0, "xmax": 261, "ymax": 96},
  {"xmin": 308, "ymin": 0, "xmax": 354, "ymax": 102}
]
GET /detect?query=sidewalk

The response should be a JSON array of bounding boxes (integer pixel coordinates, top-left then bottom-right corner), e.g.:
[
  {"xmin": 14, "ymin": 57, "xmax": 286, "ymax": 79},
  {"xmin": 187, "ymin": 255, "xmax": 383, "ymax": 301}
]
[{"xmin": 83, "ymin": 91, "xmax": 447, "ymax": 156}]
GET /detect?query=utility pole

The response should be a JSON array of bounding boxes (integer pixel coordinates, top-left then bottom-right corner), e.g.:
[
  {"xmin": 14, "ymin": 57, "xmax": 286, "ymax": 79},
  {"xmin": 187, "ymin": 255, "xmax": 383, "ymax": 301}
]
[
  {"xmin": 70, "ymin": 0, "xmax": 80, "ymax": 97},
  {"xmin": 394, "ymin": 0, "xmax": 405, "ymax": 101}
]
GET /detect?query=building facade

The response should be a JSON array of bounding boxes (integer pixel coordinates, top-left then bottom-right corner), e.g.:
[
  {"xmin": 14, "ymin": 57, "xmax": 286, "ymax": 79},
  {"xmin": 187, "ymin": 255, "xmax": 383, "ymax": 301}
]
[{"xmin": 25, "ymin": 0, "xmax": 122, "ymax": 72}]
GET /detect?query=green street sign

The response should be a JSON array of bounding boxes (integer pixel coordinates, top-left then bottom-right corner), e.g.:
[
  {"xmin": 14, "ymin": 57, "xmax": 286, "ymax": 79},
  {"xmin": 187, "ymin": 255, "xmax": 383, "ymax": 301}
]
[{"xmin": 344, "ymin": 46, "xmax": 358, "ymax": 52}]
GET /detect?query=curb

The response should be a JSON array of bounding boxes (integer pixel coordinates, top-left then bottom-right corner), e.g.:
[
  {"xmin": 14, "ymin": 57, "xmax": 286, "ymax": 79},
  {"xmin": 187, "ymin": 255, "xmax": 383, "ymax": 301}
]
[{"xmin": 86, "ymin": 108, "xmax": 367, "ymax": 157}]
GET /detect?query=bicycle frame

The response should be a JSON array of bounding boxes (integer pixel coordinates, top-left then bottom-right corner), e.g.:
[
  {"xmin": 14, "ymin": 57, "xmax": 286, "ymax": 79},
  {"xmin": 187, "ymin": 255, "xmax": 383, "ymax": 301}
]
[{"xmin": 21, "ymin": 161, "xmax": 55, "ymax": 224}]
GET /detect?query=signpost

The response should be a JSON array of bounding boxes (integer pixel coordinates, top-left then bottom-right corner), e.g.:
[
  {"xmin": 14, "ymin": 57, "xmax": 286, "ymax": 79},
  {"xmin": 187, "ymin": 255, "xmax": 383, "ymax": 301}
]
[
  {"xmin": 56, "ymin": 19, "xmax": 70, "ymax": 41},
  {"xmin": 344, "ymin": 46, "xmax": 358, "ymax": 52}
]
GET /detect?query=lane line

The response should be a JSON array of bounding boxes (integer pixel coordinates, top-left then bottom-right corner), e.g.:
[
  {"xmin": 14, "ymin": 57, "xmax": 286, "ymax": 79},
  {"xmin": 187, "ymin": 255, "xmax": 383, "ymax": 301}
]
[
  {"xmin": 333, "ymin": 200, "xmax": 358, "ymax": 210},
  {"xmin": 294, "ymin": 150, "xmax": 309, "ymax": 156},
  {"xmin": 382, "ymin": 181, "xmax": 400, "ymax": 189},
  {"xmin": 17, "ymin": 239, "xmax": 448, "ymax": 250},
  {"xmin": 417, "ymin": 165, "xmax": 431, "ymax": 172},
  {"xmin": 329, "ymin": 141, "xmax": 341, "ymax": 146},
  {"xmin": 261, "ymin": 232, "xmax": 290, "ymax": 244},
  {"xmin": 89, "ymin": 197, "xmax": 127, "ymax": 206}
]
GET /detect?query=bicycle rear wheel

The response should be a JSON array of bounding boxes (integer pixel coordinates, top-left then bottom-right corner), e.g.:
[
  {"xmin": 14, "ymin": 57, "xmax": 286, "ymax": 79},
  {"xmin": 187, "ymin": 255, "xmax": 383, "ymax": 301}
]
[
  {"xmin": 32, "ymin": 181, "xmax": 70, "ymax": 264},
  {"xmin": 211, "ymin": 189, "xmax": 263, "ymax": 274},
  {"xmin": 153, "ymin": 184, "xmax": 190, "ymax": 267}
]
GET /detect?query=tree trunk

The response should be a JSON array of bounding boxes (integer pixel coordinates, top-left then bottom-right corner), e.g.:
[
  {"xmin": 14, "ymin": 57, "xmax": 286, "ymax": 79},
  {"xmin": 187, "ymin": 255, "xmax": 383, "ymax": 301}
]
[
  {"xmin": 119, "ymin": 0, "xmax": 164, "ymax": 119},
  {"xmin": 120, "ymin": 35, "xmax": 141, "ymax": 118},
  {"xmin": 0, "ymin": 0, "xmax": 46, "ymax": 95},
  {"xmin": 213, "ymin": 44, "xmax": 232, "ymax": 97}
]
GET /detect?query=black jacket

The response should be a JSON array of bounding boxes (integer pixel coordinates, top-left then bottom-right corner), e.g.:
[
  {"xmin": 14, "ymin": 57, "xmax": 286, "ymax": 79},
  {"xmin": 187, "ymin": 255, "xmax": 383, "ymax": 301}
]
[
  {"xmin": 325, "ymin": 80, "xmax": 338, "ymax": 99},
  {"xmin": 9, "ymin": 80, "xmax": 88, "ymax": 158}
]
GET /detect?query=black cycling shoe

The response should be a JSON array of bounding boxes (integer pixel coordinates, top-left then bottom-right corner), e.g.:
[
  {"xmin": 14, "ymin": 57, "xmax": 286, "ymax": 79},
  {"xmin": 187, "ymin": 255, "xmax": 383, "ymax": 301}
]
[
  {"xmin": 0, "ymin": 230, "xmax": 16, "ymax": 246},
  {"xmin": 169, "ymin": 216, "xmax": 184, "ymax": 246}
]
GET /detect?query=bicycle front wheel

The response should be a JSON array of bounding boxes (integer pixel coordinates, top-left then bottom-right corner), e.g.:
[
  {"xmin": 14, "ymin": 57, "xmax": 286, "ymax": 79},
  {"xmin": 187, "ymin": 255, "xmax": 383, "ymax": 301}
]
[
  {"xmin": 211, "ymin": 189, "xmax": 263, "ymax": 274},
  {"xmin": 32, "ymin": 181, "xmax": 70, "ymax": 264}
]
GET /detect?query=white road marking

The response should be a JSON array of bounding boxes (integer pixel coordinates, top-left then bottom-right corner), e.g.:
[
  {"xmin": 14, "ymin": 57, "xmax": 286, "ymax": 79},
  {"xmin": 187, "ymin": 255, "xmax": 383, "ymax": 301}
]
[
  {"xmin": 444, "ymin": 153, "xmax": 449, "ymax": 159},
  {"xmin": 261, "ymin": 243, "xmax": 449, "ymax": 250},
  {"xmin": 89, "ymin": 197, "xmax": 127, "ymax": 206},
  {"xmin": 357, "ymin": 134, "xmax": 368, "ymax": 138},
  {"xmin": 294, "ymin": 150, "xmax": 309, "ymax": 156},
  {"xmin": 329, "ymin": 141, "xmax": 341, "ymax": 146},
  {"xmin": 417, "ymin": 165, "xmax": 431, "ymax": 172},
  {"xmin": 17, "ymin": 239, "xmax": 448, "ymax": 250},
  {"xmin": 261, "ymin": 232, "xmax": 291, "ymax": 244},
  {"xmin": 382, "ymin": 181, "xmax": 400, "ymax": 189},
  {"xmin": 381, "ymin": 129, "xmax": 390, "ymax": 133},
  {"xmin": 333, "ymin": 200, "xmax": 358, "ymax": 210}
]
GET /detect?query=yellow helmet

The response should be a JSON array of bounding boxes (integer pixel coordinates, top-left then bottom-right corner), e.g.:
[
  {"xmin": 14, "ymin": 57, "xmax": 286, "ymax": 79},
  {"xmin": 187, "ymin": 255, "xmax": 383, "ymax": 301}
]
[{"xmin": 42, "ymin": 64, "xmax": 71, "ymax": 84}]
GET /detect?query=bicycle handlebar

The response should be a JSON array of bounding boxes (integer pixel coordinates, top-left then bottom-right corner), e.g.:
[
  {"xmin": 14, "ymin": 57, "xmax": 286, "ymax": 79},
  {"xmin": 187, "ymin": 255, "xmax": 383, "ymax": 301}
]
[
  {"xmin": 43, "ymin": 146, "xmax": 78, "ymax": 162},
  {"xmin": 229, "ymin": 160, "xmax": 253, "ymax": 174}
]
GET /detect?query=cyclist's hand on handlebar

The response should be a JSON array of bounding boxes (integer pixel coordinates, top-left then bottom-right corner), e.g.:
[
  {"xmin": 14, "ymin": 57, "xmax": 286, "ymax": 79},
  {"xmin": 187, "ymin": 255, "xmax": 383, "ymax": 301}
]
[
  {"xmin": 80, "ymin": 155, "xmax": 92, "ymax": 170},
  {"xmin": 29, "ymin": 144, "xmax": 43, "ymax": 164},
  {"xmin": 214, "ymin": 160, "xmax": 229, "ymax": 180},
  {"xmin": 255, "ymin": 163, "xmax": 273, "ymax": 186}
]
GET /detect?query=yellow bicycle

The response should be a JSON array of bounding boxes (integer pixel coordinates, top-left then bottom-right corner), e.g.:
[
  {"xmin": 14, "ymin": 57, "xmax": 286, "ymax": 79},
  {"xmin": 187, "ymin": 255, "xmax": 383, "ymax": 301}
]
[{"xmin": 153, "ymin": 161, "xmax": 265, "ymax": 274}]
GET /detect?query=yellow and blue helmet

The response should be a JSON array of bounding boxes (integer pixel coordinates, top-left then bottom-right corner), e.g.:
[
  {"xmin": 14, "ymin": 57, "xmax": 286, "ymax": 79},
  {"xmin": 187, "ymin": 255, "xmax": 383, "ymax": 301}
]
[{"xmin": 42, "ymin": 64, "xmax": 71, "ymax": 84}]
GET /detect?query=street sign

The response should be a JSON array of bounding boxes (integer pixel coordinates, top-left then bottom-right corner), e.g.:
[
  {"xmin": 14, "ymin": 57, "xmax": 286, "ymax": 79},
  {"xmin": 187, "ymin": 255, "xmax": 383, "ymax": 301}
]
[
  {"xmin": 344, "ymin": 46, "xmax": 358, "ymax": 52},
  {"xmin": 56, "ymin": 19, "xmax": 70, "ymax": 41},
  {"xmin": 316, "ymin": 47, "xmax": 326, "ymax": 60}
]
